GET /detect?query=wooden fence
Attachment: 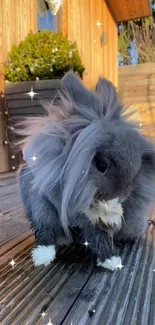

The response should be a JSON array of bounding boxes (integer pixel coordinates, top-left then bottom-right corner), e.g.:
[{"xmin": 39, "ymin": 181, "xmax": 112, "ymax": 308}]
[{"xmin": 119, "ymin": 63, "xmax": 155, "ymax": 138}]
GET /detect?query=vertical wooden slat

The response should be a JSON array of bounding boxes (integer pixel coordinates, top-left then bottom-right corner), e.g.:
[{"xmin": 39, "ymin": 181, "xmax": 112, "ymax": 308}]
[
  {"xmin": 102, "ymin": 0, "xmax": 108, "ymax": 80},
  {"xmin": 0, "ymin": 0, "xmax": 38, "ymax": 172},
  {"xmin": 79, "ymin": 0, "xmax": 91, "ymax": 87},
  {"xmin": 59, "ymin": 0, "xmax": 117, "ymax": 88},
  {"xmin": 104, "ymin": 0, "xmax": 118, "ymax": 87}
]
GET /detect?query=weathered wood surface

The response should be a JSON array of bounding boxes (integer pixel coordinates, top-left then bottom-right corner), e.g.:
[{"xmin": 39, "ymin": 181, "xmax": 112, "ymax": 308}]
[
  {"xmin": 0, "ymin": 172, "xmax": 29, "ymax": 245},
  {"xmin": 0, "ymin": 172, "xmax": 155, "ymax": 324},
  {"xmin": 0, "ymin": 225, "xmax": 155, "ymax": 325}
]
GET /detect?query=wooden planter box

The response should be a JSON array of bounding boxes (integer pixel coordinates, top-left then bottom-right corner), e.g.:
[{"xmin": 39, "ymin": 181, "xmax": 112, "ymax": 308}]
[{"xmin": 5, "ymin": 79, "xmax": 62, "ymax": 170}]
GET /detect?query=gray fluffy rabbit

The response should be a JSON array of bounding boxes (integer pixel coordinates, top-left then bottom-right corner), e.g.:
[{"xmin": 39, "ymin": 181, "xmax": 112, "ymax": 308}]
[{"xmin": 18, "ymin": 72, "xmax": 155, "ymax": 271}]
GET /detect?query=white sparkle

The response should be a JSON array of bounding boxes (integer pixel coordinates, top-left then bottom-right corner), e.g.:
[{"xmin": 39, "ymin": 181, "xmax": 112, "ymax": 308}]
[
  {"xmin": 30, "ymin": 155, "xmax": 38, "ymax": 163},
  {"xmin": 26, "ymin": 87, "xmax": 38, "ymax": 100},
  {"xmin": 41, "ymin": 311, "xmax": 47, "ymax": 318},
  {"xmin": 93, "ymin": 39, "xmax": 97, "ymax": 42},
  {"xmin": 9, "ymin": 259, "xmax": 16, "ymax": 268},
  {"xmin": 153, "ymin": 269, "xmax": 155, "ymax": 272},
  {"xmin": 96, "ymin": 21, "xmax": 102, "ymax": 27},
  {"xmin": 139, "ymin": 122, "xmax": 143, "ymax": 127},
  {"xmin": 83, "ymin": 240, "xmax": 89, "ymax": 247},
  {"xmin": 116, "ymin": 263, "xmax": 124, "ymax": 270},
  {"xmin": 46, "ymin": 319, "xmax": 55, "ymax": 325}
]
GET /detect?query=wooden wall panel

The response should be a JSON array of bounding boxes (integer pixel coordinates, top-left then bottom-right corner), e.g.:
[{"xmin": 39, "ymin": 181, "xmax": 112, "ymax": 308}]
[
  {"xmin": 119, "ymin": 63, "xmax": 155, "ymax": 138},
  {"xmin": 0, "ymin": 0, "xmax": 38, "ymax": 91},
  {"xmin": 103, "ymin": 0, "xmax": 118, "ymax": 87},
  {"xmin": 0, "ymin": 0, "xmax": 38, "ymax": 172},
  {"xmin": 60, "ymin": 0, "xmax": 118, "ymax": 88}
]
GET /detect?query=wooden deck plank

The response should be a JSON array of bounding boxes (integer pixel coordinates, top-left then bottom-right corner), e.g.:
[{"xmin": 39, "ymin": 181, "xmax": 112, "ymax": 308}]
[
  {"xmin": 62, "ymin": 227, "xmax": 155, "ymax": 325},
  {"xmin": 0, "ymin": 235, "xmax": 35, "ymax": 265},
  {"xmin": 0, "ymin": 227, "xmax": 155, "ymax": 325},
  {"xmin": 0, "ymin": 245, "xmax": 92, "ymax": 325},
  {"xmin": 0, "ymin": 211, "xmax": 30, "ymax": 245},
  {"xmin": 0, "ymin": 173, "xmax": 155, "ymax": 325},
  {"xmin": 0, "ymin": 230, "xmax": 32, "ymax": 254},
  {"xmin": 0, "ymin": 183, "xmax": 18, "ymax": 197},
  {"xmin": 0, "ymin": 171, "xmax": 16, "ymax": 180},
  {"xmin": 37, "ymin": 248, "xmax": 94, "ymax": 325},
  {"xmin": 0, "ymin": 173, "xmax": 30, "ymax": 244}
]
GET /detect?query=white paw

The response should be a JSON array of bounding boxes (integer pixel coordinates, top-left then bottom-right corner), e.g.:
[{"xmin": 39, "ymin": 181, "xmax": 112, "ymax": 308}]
[
  {"xmin": 97, "ymin": 256, "xmax": 123, "ymax": 271},
  {"xmin": 32, "ymin": 245, "xmax": 56, "ymax": 267}
]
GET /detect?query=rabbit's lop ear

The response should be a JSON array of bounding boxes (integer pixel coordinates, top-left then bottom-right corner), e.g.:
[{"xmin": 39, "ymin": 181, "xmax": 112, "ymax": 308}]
[{"xmin": 96, "ymin": 77, "xmax": 123, "ymax": 119}]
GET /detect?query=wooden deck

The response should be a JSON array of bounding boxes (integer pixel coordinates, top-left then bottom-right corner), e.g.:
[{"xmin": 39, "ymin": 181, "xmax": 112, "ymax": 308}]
[
  {"xmin": 0, "ymin": 172, "xmax": 30, "ymax": 245},
  {"xmin": 0, "ymin": 173, "xmax": 155, "ymax": 325}
]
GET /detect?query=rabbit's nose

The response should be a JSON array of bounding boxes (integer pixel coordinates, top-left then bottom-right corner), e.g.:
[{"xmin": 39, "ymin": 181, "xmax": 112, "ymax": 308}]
[
  {"xmin": 95, "ymin": 191, "xmax": 108, "ymax": 201},
  {"xmin": 119, "ymin": 185, "xmax": 133, "ymax": 202}
]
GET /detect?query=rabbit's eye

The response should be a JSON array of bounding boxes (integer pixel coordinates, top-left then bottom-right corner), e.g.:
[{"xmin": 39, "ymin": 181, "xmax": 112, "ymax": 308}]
[
  {"xmin": 96, "ymin": 161, "xmax": 107, "ymax": 173},
  {"xmin": 142, "ymin": 153, "xmax": 155, "ymax": 166}
]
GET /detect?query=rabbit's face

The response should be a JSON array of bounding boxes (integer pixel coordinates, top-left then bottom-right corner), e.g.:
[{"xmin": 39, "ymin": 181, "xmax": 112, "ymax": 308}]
[{"xmin": 91, "ymin": 123, "xmax": 155, "ymax": 204}]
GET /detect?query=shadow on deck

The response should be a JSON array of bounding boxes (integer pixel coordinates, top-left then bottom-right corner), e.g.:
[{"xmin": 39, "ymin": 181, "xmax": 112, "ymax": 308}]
[{"xmin": 0, "ymin": 173, "xmax": 155, "ymax": 325}]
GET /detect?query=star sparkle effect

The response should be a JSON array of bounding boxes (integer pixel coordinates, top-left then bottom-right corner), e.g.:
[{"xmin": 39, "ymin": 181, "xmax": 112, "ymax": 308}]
[
  {"xmin": 96, "ymin": 21, "xmax": 102, "ymax": 27},
  {"xmin": 139, "ymin": 122, "xmax": 143, "ymax": 127},
  {"xmin": 116, "ymin": 263, "xmax": 124, "ymax": 270},
  {"xmin": 26, "ymin": 87, "xmax": 38, "ymax": 100},
  {"xmin": 9, "ymin": 259, "xmax": 16, "ymax": 269},
  {"xmin": 83, "ymin": 240, "xmax": 89, "ymax": 247},
  {"xmin": 30, "ymin": 155, "xmax": 38, "ymax": 163},
  {"xmin": 41, "ymin": 311, "xmax": 47, "ymax": 318}
]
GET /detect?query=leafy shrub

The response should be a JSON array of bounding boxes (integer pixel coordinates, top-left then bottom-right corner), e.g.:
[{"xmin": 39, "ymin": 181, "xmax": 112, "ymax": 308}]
[{"xmin": 5, "ymin": 30, "xmax": 85, "ymax": 82}]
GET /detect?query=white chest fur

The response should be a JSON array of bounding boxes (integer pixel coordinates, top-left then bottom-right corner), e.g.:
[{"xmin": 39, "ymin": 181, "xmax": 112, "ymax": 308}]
[{"xmin": 86, "ymin": 198, "xmax": 123, "ymax": 229}]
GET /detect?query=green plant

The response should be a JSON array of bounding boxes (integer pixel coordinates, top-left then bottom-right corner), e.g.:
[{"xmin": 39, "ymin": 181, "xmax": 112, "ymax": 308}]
[{"xmin": 5, "ymin": 30, "xmax": 85, "ymax": 82}]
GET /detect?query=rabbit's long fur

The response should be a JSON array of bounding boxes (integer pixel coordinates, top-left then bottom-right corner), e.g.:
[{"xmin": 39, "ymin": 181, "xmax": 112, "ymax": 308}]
[{"xmin": 18, "ymin": 73, "xmax": 155, "ymax": 270}]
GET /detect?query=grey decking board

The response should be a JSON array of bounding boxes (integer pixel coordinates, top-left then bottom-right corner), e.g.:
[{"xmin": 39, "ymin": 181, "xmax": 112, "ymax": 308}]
[
  {"xmin": 62, "ymin": 227, "xmax": 155, "ymax": 325},
  {"xmin": 0, "ymin": 246, "xmax": 93, "ymax": 325},
  {"xmin": 1, "ymin": 231, "xmax": 155, "ymax": 325},
  {"xmin": 0, "ymin": 173, "xmax": 155, "ymax": 325},
  {"xmin": 0, "ymin": 174, "xmax": 29, "ymax": 244}
]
